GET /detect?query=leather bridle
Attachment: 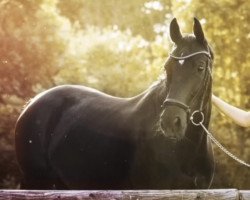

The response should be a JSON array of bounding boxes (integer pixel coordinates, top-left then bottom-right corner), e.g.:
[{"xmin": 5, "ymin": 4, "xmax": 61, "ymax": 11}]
[{"xmin": 162, "ymin": 50, "xmax": 212, "ymax": 124}]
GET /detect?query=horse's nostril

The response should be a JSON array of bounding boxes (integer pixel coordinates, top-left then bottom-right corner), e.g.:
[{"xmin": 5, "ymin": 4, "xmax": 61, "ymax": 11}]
[{"xmin": 173, "ymin": 116, "xmax": 181, "ymax": 128}]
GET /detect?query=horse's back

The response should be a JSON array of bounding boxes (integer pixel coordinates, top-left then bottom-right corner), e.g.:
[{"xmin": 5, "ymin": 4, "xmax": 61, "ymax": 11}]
[
  {"xmin": 15, "ymin": 85, "xmax": 136, "ymax": 189},
  {"xmin": 15, "ymin": 85, "xmax": 105, "ymax": 151}
]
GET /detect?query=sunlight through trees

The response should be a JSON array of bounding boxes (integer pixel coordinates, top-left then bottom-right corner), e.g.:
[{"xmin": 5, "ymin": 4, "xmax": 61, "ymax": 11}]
[{"xmin": 0, "ymin": 0, "xmax": 249, "ymax": 189}]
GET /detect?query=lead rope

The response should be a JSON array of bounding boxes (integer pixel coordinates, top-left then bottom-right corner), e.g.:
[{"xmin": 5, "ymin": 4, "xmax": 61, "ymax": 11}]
[{"xmin": 190, "ymin": 111, "xmax": 250, "ymax": 168}]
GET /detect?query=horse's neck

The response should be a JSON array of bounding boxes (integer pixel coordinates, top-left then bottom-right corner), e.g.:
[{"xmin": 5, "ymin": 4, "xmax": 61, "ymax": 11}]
[
  {"xmin": 129, "ymin": 79, "xmax": 167, "ymax": 129},
  {"xmin": 187, "ymin": 95, "xmax": 212, "ymax": 147}
]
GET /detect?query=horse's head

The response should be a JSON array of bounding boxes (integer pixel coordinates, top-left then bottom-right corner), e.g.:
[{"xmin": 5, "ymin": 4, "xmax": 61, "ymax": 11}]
[{"xmin": 160, "ymin": 18, "xmax": 213, "ymax": 140}]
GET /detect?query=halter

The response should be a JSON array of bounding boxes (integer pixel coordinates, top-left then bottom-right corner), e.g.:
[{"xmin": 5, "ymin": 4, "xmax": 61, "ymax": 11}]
[
  {"xmin": 162, "ymin": 50, "xmax": 212, "ymax": 123},
  {"xmin": 167, "ymin": 51, "xmax": 250, "ymax": 170}
]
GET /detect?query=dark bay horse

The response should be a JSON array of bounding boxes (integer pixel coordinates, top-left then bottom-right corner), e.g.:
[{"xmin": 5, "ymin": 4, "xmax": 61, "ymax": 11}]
[{"xmin": 15, "ymin": 18, "xmax": 215, "ymax": 189}]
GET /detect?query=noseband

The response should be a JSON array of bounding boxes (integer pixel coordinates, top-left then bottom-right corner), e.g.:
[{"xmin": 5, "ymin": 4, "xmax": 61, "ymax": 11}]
[{"xmin": 162, "ymin": 50, "xmax": 212, "ymax": 123}]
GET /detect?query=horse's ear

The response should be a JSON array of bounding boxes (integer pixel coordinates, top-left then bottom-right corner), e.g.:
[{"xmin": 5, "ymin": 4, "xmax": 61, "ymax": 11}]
[
  {"xmin": 193, "ymin": 17, "xmax": 206, "ymax": 45},
  {"xmin": 170, "ymin": 18, "xmax": 182, "ymax": 44}
]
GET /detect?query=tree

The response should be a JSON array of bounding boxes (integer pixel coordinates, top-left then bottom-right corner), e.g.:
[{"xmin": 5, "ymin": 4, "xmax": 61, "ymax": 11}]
[
  {"xmin": 57, "ymin": 0, "xmax": 171, "ymax": 40},
  {"xmin": 0, "ymin": 0, "xmax": 249, "ymax": 189}
]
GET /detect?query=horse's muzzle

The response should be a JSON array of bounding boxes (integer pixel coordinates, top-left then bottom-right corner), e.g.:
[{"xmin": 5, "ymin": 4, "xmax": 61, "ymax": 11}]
[{"xmin": 160, "ymin": 104, "xmax": 188, "ymax": 140}]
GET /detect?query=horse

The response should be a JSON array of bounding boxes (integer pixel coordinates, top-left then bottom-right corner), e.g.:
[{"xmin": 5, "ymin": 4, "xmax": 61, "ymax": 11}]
[{"xmin": 15, "ymin": 18, "xmax": 215, "ymax": 189}]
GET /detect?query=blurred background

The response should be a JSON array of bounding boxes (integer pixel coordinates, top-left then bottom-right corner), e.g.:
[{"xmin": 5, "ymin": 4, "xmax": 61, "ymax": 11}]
[{"xmin": 0, "ymin": 0, "xmax": 249, "ymax": 189}]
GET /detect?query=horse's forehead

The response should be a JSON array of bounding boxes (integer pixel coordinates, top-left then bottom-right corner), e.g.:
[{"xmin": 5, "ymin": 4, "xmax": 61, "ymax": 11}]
[{"xmin": 175, "ymin": 36, "xmax": 206, "ymax": 53}]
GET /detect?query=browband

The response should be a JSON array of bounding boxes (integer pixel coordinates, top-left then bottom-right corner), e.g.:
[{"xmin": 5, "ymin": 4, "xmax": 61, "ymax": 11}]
[{"xmin": 170, "ymin": 51, "xmax": 211, "ymax": 60}]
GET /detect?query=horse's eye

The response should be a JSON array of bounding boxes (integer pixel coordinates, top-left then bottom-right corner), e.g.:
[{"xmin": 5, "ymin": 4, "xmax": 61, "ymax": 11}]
[{"xmin": 197, "ymin": 62, "xmax": 206, "ymax": 71}]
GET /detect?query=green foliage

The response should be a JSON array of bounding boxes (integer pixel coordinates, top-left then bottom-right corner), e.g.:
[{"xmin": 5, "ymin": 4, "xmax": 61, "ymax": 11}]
[
  {"xmin": 0, "ymin": 0, "xmax": 249, "ymax": 189},
  {"xmin": 57, "ymin": 0, "xmax": 170, "ymax": 40},
  {"xmin": 55, "ymin": 26, "xmax": 167, "ymax": 96}
]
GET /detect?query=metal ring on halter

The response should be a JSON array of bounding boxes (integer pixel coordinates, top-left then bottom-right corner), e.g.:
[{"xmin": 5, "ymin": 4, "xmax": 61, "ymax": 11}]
[{"xmin": 190, "ymin": 110, "xmax": 204, "ymax": 126}]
